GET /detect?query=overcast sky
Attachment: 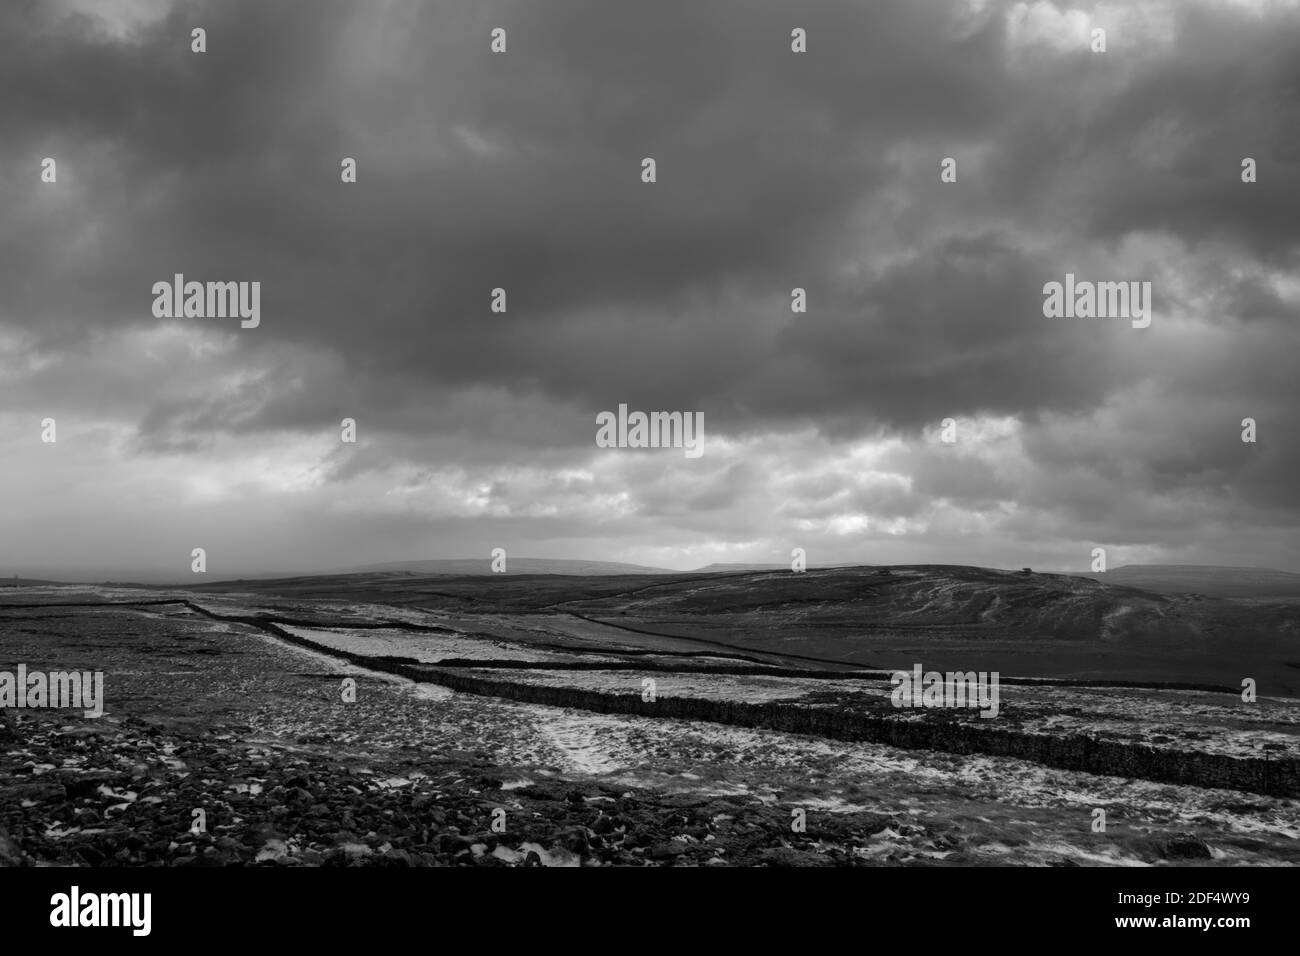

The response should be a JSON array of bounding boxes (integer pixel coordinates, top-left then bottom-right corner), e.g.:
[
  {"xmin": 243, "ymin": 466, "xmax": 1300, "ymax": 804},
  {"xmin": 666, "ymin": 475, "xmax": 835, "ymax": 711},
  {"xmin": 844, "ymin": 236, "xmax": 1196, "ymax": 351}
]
[{"xmin": 3, "ymin": 0, "xmax": 1298, "ymax": 581}]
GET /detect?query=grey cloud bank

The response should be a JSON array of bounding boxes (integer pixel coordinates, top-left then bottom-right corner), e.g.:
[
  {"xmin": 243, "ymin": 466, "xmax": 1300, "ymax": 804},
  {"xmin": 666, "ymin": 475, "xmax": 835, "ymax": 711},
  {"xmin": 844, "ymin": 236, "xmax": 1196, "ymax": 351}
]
[{"xmin": 2, "ymin": 0, "xmax": 1298, "ymax": 577}]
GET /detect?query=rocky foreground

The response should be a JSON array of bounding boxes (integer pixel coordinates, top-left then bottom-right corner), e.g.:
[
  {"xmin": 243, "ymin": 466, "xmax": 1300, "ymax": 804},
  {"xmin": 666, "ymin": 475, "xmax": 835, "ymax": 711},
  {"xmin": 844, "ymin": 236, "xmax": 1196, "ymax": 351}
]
[
  {"xmin": 1, "ymin": 709, "xmax": 976, "ymax": 867},
  {"xmin": 0, "ymin": 601, "xmax": 939, "ymax": 867}
]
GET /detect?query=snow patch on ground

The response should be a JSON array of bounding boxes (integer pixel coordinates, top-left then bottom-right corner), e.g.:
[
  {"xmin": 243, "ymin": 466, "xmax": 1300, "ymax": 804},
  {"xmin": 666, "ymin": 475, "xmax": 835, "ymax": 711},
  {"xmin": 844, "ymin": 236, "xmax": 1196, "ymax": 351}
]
[{"xmin": 536, "ymin": 711, "xmax": 626, "ymax": 776}]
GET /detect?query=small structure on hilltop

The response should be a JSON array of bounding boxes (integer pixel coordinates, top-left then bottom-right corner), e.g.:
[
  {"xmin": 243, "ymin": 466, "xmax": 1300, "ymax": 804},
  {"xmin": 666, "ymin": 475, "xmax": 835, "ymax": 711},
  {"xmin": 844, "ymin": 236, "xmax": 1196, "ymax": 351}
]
[{"xmin": 1021, "ymin": 567, "xmax": 1033, "ymax": 575}]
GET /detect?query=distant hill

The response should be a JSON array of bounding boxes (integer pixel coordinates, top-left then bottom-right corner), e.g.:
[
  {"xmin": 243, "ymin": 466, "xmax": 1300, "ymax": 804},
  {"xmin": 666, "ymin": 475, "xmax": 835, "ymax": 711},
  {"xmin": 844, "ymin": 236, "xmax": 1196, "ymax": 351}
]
[
  {"xmin": 347, "ymin": 559, "xmax": 868, "ymax": 576},
  {"xmin": 690, "ymin": 563, "xmax": 791, "ymax": 573},
  {"xmin": 1068, "ymin": 564, "xmax": 1300, "ymax": 599},
  {"xmin": 182, "ymin": 561, "xmax": 1299, "ymax": 692},
  {"xmin": 690, "ymin": 562, "xmax": 860, "ymax": 573},
  {"xmin": 338, "ymin": 557, "xmax": 677, "ymax": 576},
  {"xmin": 556, "ymin": 563, "xmax": 1300, "ymax": 694}
]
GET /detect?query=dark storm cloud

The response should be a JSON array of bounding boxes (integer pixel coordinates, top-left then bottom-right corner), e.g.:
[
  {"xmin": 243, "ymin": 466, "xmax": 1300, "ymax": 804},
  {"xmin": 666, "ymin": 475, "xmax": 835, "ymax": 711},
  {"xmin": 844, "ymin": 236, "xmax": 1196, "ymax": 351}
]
[
  {"xmin": 3, "ymin": 0, "xmax": 1300, "ymax": 576},
  {"xmin": 3, "ymin": 0, "xmax": 1293, "ymax": 428},
  {"xmin": 0, "ymin": 0, "xmax": 1069, "ymax": 426}
]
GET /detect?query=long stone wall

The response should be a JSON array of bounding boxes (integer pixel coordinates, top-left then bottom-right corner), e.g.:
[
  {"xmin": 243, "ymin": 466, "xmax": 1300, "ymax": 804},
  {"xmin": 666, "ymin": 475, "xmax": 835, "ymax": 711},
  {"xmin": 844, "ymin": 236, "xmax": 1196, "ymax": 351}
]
[{"xmin": 253, "ymin": 617, "xmax": 1300, "ymax": 799}]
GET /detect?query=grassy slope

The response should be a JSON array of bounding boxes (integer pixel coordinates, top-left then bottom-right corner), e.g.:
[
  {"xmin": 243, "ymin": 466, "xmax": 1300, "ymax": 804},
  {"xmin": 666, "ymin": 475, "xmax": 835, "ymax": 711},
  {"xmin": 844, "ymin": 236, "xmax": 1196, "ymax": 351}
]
[
  {"xmin": 189, "ymin": 565, "xmax": 1300, "ymax": 696},
  {"xmin": 1070, "ymin": 565, "xmax": 1300, "ymax": 599},
  {"xmin": 337, "ymin": 558, "xmax": 677, "ymax": 576}
]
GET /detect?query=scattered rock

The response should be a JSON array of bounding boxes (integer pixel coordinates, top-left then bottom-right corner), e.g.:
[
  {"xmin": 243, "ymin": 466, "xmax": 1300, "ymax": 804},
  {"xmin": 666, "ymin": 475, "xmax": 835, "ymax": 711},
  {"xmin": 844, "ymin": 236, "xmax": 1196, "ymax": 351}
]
[
  {"xmin": 649, "ymin": 843, "xmax": 686, "ymax": 860},
  {"xmin": 0, "ymin": 827, "xmax": 24, "ymax": 866},
  {"xmin": 1162, "ymin": 834, "xmax": 1212, "ymax": 860}
]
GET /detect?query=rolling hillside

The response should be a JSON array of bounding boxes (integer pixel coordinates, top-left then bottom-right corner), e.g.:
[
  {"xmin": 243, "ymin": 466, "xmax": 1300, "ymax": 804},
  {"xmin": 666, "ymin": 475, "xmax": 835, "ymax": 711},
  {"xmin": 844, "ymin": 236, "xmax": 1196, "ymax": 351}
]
[
  {"xmin": 339, "ymin": 557, "xmax": 676, "ymax": 576},
  {"xmin": 191, "ymin": 563, "xmax": 1300, "ymax": 695},
  {"xmin": 1070, "ymin": 565, "xmax": 1300, "ymax": 599},
  {"xmin": 554, "ymin": 565, "xmax": 1300, "ymax": 694}
]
